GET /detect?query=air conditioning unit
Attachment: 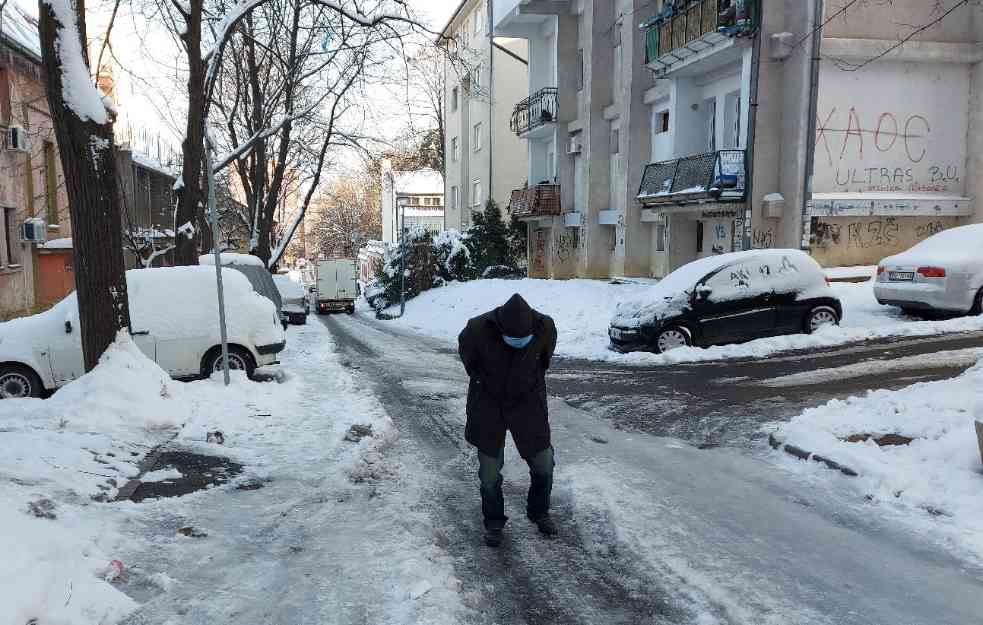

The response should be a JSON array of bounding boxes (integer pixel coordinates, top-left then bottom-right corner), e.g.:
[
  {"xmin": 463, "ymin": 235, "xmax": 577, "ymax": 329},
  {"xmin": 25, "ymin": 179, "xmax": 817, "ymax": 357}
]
[
  {"xmin": 6, "ymin": 126, "xmax": 29, "ymax": 152},
  {"xmin": 567, "ymin": 137, "xmax": 583, "ymax": 155},
  {"xmin": 20, "ymin": 217, "xmax": 45, "ymax": 244}
]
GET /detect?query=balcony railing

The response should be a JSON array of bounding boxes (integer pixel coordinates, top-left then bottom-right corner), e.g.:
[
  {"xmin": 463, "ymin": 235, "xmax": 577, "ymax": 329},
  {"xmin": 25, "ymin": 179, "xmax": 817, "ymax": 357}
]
[
  {"xmin": 509, "ymin": 88, "xmax": 558, "ymax": 137},
  {"xmin": 509, "ymin": 184, "xmax": 562, "ymax": 218},
  {"xmin": 643, "ymin": 0, "xmax": 760, "ymax": 71},
  {"xmin": 637, "ymin": 150, "xmax": 746, "ymax": 206}
]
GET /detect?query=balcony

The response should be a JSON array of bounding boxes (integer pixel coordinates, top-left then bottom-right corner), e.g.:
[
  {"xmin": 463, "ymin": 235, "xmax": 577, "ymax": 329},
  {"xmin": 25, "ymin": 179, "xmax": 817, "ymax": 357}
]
[
  {"xmin": 643, "ymin": 0, "xmax": 760, "ymax": 75},
  {"xmin": 510, "ymin": 88, "xmax": 558, "ymax": 138},
  {"xmin": 637, "ymin": 150, "xmax": 746, "ymax": 207},
  {"xmin": 509, "ymin": 184, "xmax": 562, "ymax": 219}
]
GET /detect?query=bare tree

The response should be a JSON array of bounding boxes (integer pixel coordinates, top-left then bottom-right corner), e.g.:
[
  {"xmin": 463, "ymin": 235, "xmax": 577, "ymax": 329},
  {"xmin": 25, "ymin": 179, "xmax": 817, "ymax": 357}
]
[
  {"xmin": 308, "ymin": 173, "xmax": 381, "ymax": 258},
  {"xmin": 39, "ymin": 0, "xmax": 130, "ymax": 371}
]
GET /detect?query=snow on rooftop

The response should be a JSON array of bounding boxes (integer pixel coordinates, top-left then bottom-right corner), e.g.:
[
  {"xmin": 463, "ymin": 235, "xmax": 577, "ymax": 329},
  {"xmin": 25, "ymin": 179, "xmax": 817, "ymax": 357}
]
[
  {"xmin": 1, "ymin": 1, "xmax": 41, "ymax": 61},
  {"xmin": 404, "ymin": 207, "xmax": 445, "ymax": 218},
  {"xmin": 129, "ymin": 149, "xmax": 178, "ymax": 178},
  {"xmin": 394, "ymin": 169, "xmax": 444, "ymax": 195},
  {"xmin": 41, "ymin": 237, "xmax": 72, "ymax": 250}
]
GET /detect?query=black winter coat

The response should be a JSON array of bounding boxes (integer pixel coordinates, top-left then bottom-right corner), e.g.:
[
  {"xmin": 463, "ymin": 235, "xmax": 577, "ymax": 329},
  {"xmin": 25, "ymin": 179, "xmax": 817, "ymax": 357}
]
[{"xmin": 458, "ymin": 304, "xmax": 558, "ymax": 459}]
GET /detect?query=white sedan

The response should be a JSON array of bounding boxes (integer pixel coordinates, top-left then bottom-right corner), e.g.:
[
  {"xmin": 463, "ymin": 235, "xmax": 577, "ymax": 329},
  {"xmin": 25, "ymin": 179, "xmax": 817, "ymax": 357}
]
[
  {"xmin": 874, "ymin": 223, "xmax": 983, "ymax": 316},
  {"xmin": 0, "ymin": 266, "xmax": 286, "ymax": 399}
]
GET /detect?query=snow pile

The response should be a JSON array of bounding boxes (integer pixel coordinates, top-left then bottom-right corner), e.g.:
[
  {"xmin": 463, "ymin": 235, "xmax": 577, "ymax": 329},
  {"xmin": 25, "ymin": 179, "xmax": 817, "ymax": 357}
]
[
  {"xmin": 0, "ymin": 334, "xmax": 185, "ymax": 625},
  {"xmin": 771, "ymin": 361, "xmax": 983, "ymax": 562}
]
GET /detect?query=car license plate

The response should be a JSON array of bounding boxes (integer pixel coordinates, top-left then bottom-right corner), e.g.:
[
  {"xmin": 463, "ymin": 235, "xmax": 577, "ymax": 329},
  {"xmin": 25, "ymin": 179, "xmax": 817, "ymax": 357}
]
[
  {"xmin": 610, "ymin": 328, "xmax": 633, "ymax": 341},
  {"xmin": 889, "ymin": 271, "xmax": 915, "ymax": 281}
]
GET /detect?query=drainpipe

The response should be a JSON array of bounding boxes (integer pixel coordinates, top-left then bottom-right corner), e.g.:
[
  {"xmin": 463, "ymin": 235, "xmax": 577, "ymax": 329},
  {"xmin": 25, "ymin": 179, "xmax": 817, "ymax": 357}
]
[
  {"xmin": 802, "ymin": 0, "xmax": 824, "ymax": 250},
  {"xmin": 743, "ymin": 2, "xmax": 762, "ymax": 251}
]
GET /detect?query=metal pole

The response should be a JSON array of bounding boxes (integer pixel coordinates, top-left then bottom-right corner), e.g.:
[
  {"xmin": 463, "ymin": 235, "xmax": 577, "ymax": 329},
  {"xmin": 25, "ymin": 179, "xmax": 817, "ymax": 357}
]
[
  {"xmin": 205, "ymin": 136, "xmax": 231, "ymax": 386},
  {"xmin": 487, "ymin": 0, "xmax": 494, "ymax": 208},
  {"xmin": 399, "ymin": 201, "xmax": 406, "ymax": 317}
]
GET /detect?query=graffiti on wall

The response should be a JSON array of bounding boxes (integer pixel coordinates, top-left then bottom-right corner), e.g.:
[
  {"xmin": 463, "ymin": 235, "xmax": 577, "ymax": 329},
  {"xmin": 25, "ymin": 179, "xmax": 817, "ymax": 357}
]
[
  {"xmin": 554, "ymin": 229, "xmax": 579, "ymax": 263},
  {"xmin": 811, "ymin": 217, "xmax": 954, "ymax": 250},
  {"xmin": 752, "ymin": 228, "xmax": 774, "ymax": 249},
  {"xmin": 816, "ymin": 108, "xmax": 962, "ymax": 194}
]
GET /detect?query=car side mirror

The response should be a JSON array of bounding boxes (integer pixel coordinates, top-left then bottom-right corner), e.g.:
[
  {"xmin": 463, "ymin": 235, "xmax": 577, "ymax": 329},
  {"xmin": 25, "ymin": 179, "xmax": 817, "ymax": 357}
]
[
  {"xmin": 64, "ymin": 320, "xmax": 72, "ymax": 334},
  {"xmin": 695, "ymin": 286, "xmax": 712, "ymax": 302}
]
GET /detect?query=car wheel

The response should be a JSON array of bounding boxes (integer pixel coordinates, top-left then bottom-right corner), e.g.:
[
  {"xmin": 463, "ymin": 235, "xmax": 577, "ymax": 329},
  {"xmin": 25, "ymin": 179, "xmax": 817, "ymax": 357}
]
[
  {"xmin": 0, "ymin": 365, "xmax": 43, "ymax": 399},
  {"xmin": 346, "ymin": 306, "xmax": 355, "ymax": 315},
  {"xmin": 971, "ymin": 288, "xmax": 983, "ymax": 315},
  {"xmin": 655, "ymin": 326, "xmax": 691, "ymax": 353},
  {"xmin": 202, "ymin": 346, "xmax": 256, "ymax": 380},
  {"xmin": 805, "ymin": 306, "xmax": 840, "ymax": 333}
]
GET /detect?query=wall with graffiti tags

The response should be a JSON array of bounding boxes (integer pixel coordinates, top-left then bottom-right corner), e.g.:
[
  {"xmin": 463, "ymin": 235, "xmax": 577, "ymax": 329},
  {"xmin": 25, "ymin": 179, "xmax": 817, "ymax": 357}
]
[
  {"xmin": 814, "ymin": 61, "xmax": 969, "ymax": 197},
  {"xmin": 809, "ymin": 215, "xmax": 962, "ymax": 267}
]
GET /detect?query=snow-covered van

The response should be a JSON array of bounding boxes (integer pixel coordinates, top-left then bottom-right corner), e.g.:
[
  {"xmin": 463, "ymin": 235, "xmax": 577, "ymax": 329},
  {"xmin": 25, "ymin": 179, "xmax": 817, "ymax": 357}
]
[
  {"xmin": 0, "ymin": 266, "xmax": 287, "ymax": 399},
  {"xmin": 316, "ymin": 259, "xmax": 358, "ymax": 314}
]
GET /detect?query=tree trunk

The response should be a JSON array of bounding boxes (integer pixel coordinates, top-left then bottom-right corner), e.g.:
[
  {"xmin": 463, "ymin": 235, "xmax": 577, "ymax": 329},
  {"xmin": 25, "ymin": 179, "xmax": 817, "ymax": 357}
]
[
  {"xmin": 174, "ymin": 0, "xmax": 206, "ymax": 265},
  {"xmin": 38, "ymin": 0, "xmax": 130, "ymax": 371}
]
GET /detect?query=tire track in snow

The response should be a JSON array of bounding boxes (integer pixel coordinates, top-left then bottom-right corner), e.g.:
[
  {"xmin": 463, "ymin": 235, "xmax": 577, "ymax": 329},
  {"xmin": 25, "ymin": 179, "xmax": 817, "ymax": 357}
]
[{"xmin": 321, "ymin": 314, "xmax": 695, "ymax": 625}]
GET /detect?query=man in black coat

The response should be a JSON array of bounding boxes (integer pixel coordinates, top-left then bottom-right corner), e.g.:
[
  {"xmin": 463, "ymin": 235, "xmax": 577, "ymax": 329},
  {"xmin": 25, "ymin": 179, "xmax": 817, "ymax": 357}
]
[{"xmin": 458, "ymin": 293, "xmax": 559, "ymax": 547}]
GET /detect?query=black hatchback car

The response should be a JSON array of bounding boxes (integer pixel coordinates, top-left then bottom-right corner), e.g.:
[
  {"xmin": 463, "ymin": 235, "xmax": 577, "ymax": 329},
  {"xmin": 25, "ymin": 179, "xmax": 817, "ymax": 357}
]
[{"xmin": 609, "ymin": 250, "xmax": 842, "ymax": 353}]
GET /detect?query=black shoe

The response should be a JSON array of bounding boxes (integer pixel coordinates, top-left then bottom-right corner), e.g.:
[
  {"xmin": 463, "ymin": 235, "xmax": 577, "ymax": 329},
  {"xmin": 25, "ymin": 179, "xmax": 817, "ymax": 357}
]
[
  {"xmin": 528, "ymin": 514, "xmax": 558, "ymax": 536},
  {"xmin": 484, "ymin": 528, "xmax": 504, "ymax": 547}
]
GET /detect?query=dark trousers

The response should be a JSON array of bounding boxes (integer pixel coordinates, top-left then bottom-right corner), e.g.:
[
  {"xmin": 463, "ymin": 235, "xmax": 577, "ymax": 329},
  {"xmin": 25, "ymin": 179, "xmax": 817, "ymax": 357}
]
[{"xmin": 478, "ymin": 446, "xmax": 555, "ymax": 530}]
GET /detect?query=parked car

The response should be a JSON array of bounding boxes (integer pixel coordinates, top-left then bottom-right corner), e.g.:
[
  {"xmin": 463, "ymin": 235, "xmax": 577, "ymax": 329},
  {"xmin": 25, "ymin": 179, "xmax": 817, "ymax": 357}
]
[
  {"xmin": 0, "ymin": 266, "xmax": 286, "ymax": 399},
  {"xmin": 609, "ymin": 249, "xmax": 842, "ymax": 353},
  {"xmin": 200, "ymin": 253, "xmax": 288, "ymax": 329},
  {"xmin": 273, "ymin": 274, "xmax": 308, "ymax": 325},
  {"xmin": 874, "ymin": 223, "xmax": 983, "ymax": 317},
  {"xmin": 315, "ymin": 259, "xmax": 358, "ymax": 314}
]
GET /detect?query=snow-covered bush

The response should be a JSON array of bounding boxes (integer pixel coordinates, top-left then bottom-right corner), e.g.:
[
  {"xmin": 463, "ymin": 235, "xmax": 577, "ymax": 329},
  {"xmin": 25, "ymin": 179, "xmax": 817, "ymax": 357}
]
[
  {"xmin": 433, "ymin": 229, "xmax": 474, "ymax": 282},
  {"xmin": 371, "ymin": 227, "xmax": 440, "ymax": 310}
]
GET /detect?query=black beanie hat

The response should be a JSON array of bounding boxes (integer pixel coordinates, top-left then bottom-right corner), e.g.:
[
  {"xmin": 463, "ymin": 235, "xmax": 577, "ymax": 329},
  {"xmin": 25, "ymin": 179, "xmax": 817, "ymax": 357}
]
[{"xmin": 498, "ymin": 293, "xmax": 535, "ymax": 337}]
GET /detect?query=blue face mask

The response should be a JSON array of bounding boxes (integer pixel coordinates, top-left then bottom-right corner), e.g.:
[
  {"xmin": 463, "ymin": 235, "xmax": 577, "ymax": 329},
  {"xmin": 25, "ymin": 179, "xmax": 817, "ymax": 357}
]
[{"xmin": 503, "ymin": 334, "xmax": 534, "ymax": 349}]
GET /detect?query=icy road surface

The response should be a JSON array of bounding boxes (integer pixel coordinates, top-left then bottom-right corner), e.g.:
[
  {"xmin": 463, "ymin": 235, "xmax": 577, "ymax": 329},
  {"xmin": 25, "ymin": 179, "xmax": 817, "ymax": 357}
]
[{"xmin": 318, "ymin": 313, "xmax": 982, "ymax": 625}]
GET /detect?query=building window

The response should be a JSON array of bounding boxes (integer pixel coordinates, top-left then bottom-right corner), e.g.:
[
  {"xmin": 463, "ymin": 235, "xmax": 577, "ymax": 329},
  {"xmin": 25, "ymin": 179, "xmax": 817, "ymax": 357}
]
[
  {"xmin": 451, "ymin": 86, "xmax": 459, "ymax": 112},
  {"xmin": 610, "ymin": 128, "xmax": 620, "ymax": 154},
  {"xmin": 44, "ymin": 141, "xmax": 58, "ymax": 225},
  {"xmin": 656, "ymin": 224, "xmax": 666, "ymax": 252},
  {"xmin": 451, "ymin": 137, "xmax": 459, "ymax": 162},
  {"xmin": 577, "ymin": 49, "xmax": 584, "ymax": 91},
  {"xmin": 655, "ymin": 110, "xmax": 670, "ymax": 134},
  {"xmin": 472, "ymin": 179, "xmax": 482, "ymax": 208},
  {"xmin": 471, "ymin": 64, "xmax": 481, "ymax": 92},
  {"xmin": 451, "ymin": 186, "xmax": 459, "ymax": 209},
  {"xmin": 3, "ymin": 206, "xmax": 17, "ymax": 266},
  {"xmin": 473, "ymin": 122, "xmax": 483, "ymax": 152}
]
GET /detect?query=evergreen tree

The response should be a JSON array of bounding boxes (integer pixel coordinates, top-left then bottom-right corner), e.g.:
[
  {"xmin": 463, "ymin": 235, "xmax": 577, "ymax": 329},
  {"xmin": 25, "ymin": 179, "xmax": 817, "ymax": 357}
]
[{"xmin": 466, "ymin": 200, "xmax": 513, "ymax": 274}]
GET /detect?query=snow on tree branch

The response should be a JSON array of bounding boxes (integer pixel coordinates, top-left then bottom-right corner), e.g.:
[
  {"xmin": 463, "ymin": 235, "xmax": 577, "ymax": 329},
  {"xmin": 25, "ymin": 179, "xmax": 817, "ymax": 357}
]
[{"xmin": 42, "ymin": 0, "xmax": 109, "ymax": 124}]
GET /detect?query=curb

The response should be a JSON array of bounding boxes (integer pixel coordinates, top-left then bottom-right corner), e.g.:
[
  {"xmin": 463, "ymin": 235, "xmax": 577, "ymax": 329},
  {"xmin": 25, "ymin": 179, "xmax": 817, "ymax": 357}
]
[{"xmin": 768, "ymin": 433, "xmax": 859, "ymax": 477}]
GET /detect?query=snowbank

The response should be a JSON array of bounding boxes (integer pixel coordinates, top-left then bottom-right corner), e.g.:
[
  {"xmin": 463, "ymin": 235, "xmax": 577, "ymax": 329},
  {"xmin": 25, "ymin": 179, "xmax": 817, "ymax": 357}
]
[
  {"xmin": 0, "ymin": 333, "xmax": 186, "ymax": 624},
  {"xmin": 372, "ymin": 277, "xmax": 983, "ymax": 364},
  {"xmin": 770, "ymin": 362, "xmax": 983, "ymax": 563}
]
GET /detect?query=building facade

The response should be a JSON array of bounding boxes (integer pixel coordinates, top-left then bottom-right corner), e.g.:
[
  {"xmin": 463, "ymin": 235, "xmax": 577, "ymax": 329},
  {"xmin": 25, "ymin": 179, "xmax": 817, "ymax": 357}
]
[
  {"xmin": 440, "ymin": 0, "xmax": 530, "ymax": 231},
  {"xmin": 492, "ymin": 0, "xmax": 983, "ymax": 279},
  {"xmin": 380, "ymin": 164, "xmax": 446, "ymax": 242},
  {"xmin": 0, "ymin": 3, "xmax": 70, "ymax": 317}
]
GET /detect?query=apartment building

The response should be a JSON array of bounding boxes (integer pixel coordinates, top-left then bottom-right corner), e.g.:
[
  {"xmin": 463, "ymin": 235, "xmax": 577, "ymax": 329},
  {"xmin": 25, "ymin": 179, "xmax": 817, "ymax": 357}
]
[
  {"xmin": 380, "ymin": 163, "xmax": 445, "ymax": 243},
  {"xmin": 494, "ymin": 0, "xmax": 983, "ymax": 279},
  {"xmin": 439, "ymin": 0, "xmax": 529, "ymax": 231}
]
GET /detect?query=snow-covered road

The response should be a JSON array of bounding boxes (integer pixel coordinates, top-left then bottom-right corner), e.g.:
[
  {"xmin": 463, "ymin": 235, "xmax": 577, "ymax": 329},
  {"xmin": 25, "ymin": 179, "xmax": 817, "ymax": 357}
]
[{"xmin": 320, "ymin": 313, "xmax": 983, "ymax": 624}]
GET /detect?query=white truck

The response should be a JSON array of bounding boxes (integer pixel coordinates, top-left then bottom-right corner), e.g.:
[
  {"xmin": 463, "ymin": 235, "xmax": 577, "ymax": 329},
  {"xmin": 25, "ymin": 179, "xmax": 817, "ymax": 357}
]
[{"xmin": 315, "ymin": 259, "xmax": 358, "ymax": 315}]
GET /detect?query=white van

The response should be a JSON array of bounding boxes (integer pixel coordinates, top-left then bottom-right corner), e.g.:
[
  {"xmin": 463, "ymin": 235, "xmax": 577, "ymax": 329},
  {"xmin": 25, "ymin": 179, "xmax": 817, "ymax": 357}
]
[
  {"xmin": 0, "ymin": 266, "xmax": 286, "ymax": 399},
  {"xmin": 315, "ymin": 259, "xmax": 358, "ymax": 314}
]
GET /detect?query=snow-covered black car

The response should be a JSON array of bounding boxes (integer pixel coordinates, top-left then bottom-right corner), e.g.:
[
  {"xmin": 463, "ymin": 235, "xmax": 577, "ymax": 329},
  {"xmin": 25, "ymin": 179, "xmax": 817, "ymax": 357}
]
[{"xmin": 609, "ymin": 250, "xmax": 842, "ymax": 353}]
